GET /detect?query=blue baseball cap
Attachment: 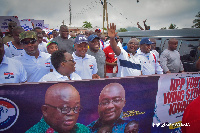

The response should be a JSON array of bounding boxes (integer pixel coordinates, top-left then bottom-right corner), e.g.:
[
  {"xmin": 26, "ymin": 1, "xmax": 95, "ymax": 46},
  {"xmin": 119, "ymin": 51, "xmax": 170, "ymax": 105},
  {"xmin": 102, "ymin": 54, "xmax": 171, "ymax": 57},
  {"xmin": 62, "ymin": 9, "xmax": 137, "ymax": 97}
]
[
  {"xmin": 88, "ymin": 34, "xmax": 100, "ymax": 42},
  {"xmin": 140, "ymin": 38, "xmax": 152, "ymax": 45},
  {"xmin": 74, "ymin": 35, "xmax": 88, "ymax": 44}
]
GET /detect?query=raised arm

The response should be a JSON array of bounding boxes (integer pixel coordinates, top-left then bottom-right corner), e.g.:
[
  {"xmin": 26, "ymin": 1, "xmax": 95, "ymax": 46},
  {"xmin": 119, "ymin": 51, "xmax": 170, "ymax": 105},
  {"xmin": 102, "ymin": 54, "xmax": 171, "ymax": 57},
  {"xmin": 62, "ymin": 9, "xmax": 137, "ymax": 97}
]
[{"xmin": 107, "ymin": 23, "xmax": 121, "ymax": 56}]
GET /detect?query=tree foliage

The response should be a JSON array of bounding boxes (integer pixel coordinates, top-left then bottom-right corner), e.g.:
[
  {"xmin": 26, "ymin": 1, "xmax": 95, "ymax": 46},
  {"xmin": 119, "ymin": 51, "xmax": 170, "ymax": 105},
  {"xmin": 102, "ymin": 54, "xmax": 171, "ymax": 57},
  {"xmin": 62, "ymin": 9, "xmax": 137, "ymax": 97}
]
[
  {"xmin": 118, "ymin": 28, "xmax": 127, "ymax": 32},
  {"xmin": 168, "ymin": 23, "xmax": 178, "ymax": 29},
  {"xmin": 82, "ymin": 21, "xmax": 92, "ymax": 28},
  {"xmin": 160, "ymin": 27, "xmax": 167, "ymax": 30},
  {"xmin": 103, "ymin": 27, "xmax": 107, "ymax": 31},
  {"xmin": 192, "ymin": 11, "xmax": 200, "ymax": 28}
]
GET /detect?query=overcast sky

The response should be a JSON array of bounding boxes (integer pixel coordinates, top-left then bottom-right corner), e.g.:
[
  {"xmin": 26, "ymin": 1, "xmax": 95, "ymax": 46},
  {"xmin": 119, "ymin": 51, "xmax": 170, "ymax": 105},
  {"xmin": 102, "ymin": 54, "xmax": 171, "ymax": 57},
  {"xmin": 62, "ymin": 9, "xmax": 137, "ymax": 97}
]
[{"xmin": 0, "ymin": 0, "xmax": 199, "ymax": 30}]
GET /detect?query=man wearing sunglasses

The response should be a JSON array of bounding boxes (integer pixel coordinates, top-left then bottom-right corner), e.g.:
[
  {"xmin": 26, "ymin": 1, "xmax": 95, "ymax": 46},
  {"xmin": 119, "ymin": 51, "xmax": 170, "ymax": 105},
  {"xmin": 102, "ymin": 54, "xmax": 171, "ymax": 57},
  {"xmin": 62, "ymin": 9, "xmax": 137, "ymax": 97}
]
[
  {"xmin": 88, "ymin": 83, "xmax": 130, "ymax": 133},
  {"xmin": 39, "ymin": 50, "xmax": 81, "ymax": 82},
  {"xmin": 26, "ymin": 83, "xmax": 90, "ymax": 133},
  {"xmin": 14, "ymin": 31, "xmax": 53, "ymax": 82}
]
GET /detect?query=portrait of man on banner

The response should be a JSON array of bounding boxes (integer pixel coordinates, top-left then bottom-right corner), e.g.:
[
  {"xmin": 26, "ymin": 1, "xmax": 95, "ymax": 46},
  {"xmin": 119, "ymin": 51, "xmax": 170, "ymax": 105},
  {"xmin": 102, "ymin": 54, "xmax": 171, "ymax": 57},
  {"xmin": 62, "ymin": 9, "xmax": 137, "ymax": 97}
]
[{"xmin": 87, "ymin": 83, "xmax": 139, "ymax": 133}]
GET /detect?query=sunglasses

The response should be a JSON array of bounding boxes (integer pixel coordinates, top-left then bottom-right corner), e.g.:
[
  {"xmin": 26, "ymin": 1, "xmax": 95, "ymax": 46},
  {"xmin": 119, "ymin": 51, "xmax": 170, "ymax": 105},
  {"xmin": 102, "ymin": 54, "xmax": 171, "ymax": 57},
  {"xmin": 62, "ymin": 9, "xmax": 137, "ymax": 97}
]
[{"xmin": 21, "ymin": 39, "xmax": 37, "ymax": 45}]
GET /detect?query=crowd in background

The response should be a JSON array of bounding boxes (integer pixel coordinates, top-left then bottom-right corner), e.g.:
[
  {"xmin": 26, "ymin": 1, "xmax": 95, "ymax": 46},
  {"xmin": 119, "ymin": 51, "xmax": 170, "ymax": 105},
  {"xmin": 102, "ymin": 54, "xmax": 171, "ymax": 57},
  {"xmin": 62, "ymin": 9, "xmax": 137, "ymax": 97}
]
[{"xmin": 0, "ymin": 21, "xmax": 200, "ymax": 84}]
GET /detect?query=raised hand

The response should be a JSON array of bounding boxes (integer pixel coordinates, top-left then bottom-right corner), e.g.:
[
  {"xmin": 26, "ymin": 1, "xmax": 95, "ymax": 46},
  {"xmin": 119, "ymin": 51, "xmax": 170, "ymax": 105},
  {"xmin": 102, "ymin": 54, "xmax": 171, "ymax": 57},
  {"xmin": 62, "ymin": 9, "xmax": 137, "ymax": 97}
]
[{"xmin": 107, "ymin": 23, "xmax": 118, "ymax": 38}]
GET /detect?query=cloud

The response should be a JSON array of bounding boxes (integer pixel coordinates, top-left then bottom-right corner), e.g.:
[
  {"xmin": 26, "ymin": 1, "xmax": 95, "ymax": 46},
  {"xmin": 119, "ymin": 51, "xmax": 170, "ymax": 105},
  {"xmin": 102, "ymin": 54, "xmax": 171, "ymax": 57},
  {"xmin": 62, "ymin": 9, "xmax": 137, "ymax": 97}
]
[{"xmin": 0, "ymin": 0, "xmax": 199, "ymax": 30}]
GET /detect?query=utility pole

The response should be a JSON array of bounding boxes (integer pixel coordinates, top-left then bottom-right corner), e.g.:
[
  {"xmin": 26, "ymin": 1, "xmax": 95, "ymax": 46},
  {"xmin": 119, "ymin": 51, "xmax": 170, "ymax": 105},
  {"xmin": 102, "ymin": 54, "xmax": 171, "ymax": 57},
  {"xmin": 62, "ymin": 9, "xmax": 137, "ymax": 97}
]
[
  {"xmin": 69, "ymin": 0, "xmax": 72, "ymax": 26},
  {"xmin": 103, "ymin": 0, "xmax": 108, "ymax": 34}
]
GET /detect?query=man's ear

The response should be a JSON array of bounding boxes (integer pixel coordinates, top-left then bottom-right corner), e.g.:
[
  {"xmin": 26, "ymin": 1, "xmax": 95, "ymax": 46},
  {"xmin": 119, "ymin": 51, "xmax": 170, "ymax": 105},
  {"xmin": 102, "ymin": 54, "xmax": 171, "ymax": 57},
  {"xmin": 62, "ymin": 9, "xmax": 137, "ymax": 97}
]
[
  {"xmin": 41, "ymin": 105, "xmax": 48, "ymax": 117},
  {"xmin": 60, "ymin": 62, "xmax": 65, "ymax": 67}
]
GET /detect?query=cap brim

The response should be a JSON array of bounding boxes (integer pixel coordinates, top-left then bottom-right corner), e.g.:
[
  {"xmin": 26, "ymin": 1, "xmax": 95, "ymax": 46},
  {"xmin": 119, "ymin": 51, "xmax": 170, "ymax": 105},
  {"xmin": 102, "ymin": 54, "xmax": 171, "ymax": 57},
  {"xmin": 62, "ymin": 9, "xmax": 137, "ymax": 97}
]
[
  {"xmin": 76, "ymin": 41, "xmax": 89, "ymax": 44},
  {"xmin": 89, "ymin": 36, "xmax": 100, "ymax": 42}
]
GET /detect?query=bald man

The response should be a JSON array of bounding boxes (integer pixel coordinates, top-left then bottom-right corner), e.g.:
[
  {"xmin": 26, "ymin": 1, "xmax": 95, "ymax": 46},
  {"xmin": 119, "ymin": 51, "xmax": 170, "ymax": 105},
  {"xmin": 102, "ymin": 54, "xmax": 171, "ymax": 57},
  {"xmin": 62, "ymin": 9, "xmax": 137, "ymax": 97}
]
[
  {"xmin": 52, "ymin": 25, "xmax": 75, "ymax": 54},
  {"xmin": 88, "ymin": 83, "xmax": 130, "ymax": 133},
  {"xmin": 160, "ymin": 38, "xmax": 184, "ymax": 73},
  {"xmin": 26, "ymin": 83, "xmax": 89, "ymax": 133},
  {"xmin": 107, "ymin": 23, "xmax": 142, "ymax": 77}
]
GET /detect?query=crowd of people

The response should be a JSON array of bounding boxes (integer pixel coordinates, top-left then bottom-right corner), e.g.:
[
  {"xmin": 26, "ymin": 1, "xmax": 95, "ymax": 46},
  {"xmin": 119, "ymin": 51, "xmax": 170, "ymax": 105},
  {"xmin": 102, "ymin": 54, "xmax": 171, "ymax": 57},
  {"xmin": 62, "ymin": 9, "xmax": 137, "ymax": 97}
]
[
  {"xmin": 1, "ymin": 21, "xmax": 200, "ymax": 132},
  {"xmin": 1, "ymin": 21, "xmax": 194, "ymax": 84}
]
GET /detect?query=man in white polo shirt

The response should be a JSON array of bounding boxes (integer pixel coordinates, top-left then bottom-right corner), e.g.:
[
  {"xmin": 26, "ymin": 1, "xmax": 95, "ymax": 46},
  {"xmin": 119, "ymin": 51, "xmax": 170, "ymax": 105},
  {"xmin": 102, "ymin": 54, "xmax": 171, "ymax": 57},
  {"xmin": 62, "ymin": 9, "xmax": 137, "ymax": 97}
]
[
  {"xmin": 137, "ymin": 38, "xmax": 163, "ymax": 75},
  {"xmin": 14, "ymin": 31, "xmax": 53, "ymax": 82},
  {"xmin": 39, "ymin": 50, "xmax": 81, "ymax": 82},
  {"xmin": 4, "ymin": 26, "xmax": 25, "ymax": 58},
  {"xmin": 72, "ymin": 34, "xmax": 100, "ymax": 79},
  {"xmin": 107, "ymin": 23, "xmax": 141, "ymax": 77},
  {"xmin": 0, "ymin": 38, "xmax": 27, "ymax": 83}
]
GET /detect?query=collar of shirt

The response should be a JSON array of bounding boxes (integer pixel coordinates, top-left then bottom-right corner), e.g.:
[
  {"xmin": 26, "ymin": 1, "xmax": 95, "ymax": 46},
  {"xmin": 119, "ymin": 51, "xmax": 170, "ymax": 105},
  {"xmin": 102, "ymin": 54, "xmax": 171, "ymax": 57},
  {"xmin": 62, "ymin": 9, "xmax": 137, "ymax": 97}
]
[
  {"xmin": 53, "ymin": 69, "xmax": 69, "ymax": 80},
  {"xmin": 72, "ymin": 52, "xmax": 90, "ymax": 59},
  {"xmin": 87, "ymin": 48, "xmax": 101, "ymax": 55},
  {"xmin": 137, "ymin": 48, "xmax": 151, "ymax": 57},
  {"xmin": 24, "ymin": 49, "xmax": 42, "ymax": 59}
]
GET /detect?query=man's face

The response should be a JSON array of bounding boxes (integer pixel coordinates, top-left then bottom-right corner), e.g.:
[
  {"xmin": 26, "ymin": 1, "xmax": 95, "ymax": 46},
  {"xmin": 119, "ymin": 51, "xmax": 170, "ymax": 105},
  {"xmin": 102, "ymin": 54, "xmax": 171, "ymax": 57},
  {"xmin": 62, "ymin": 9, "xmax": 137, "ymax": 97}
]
[
  {"xmin": 98, "ymin": 87, "xmax": 125, "ymax": 124},
  {"xmin": 21, "ymin": 38, "xmax": 38, "ymax": 56},
  {"xmin": 13, "ymin": 29, "xmax": 23, "ymax": 43},
  {"xmin": 96, "ymin": 31, "xmax": 102, "ymax": 38},
  {"xmin": 35, "ymin": 29, "xmax": 42, "ymax": 34},
  {"xmin": 52, "ymin": 31, "xmax": 58, "ymax": 38},
  {"xmin": 85, "ymin": 31, "xmax": 89, "ymax": 37},
  {"xmin": 47, "ymin": 43, "xmax": 58, "ymax": 55},
  {"xmin": 63, "ymin": 52, "xmax": 76, "ymax": 75},
  {"xmin": 116, "ymin": 36, "xmax": 120, "ymax": 43},
  {"xmin": 74, "ymin": 42, "xmax": 88, "ymax": 58},
  {"xmin": 45, "ymin": 89, "xmax": 81, "ymax": 133},
  {"xmin": 127, "ymin": 39, "xmax": 139, "ymax": 53},
  {"xmin": 60, "ymin": 27, "xmax": 69, "ymax": 39},
  {"xmin": 124, "ymin": 123, "xmax": 139, "ymax": 133},
  {"xmin": 89, "ymin": 38, "xmax": 100, "ymax": 52},
  {"xmin": 140, "ymin": 44, "xmax": 151, "ymax": 54},
  {"xmin": 8, "ymin": 23, "xmax": 17, "ymax": 33},
  {"xmin": 151, "ymin": 43, "xmax": 156, "ymax": 50},
  {"xmin": 37, "ymin": 34, "xmax": 43, "ymax": 43},
  {"xmin": 0, "ymin": 41, "xmax": 4, "ymax": 62},
  {"xmin": 169, "ymin": 40, "xmax": 178, "ymax": 51}
]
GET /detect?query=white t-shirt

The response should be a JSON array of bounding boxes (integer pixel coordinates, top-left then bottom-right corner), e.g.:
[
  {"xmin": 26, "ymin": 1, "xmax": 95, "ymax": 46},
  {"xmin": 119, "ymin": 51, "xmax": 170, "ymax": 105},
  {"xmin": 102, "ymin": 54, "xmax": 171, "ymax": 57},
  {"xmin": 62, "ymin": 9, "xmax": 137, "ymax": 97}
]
[
  {"xmin": 72, "ymin": 53, "xmax": 98, "ymax": 79},
  {"xmin": 0, "ymin": 56, "xmax": 27, "ymax": 83},
  {"xmin": 117, "ymin": 48, "xmax": 141, "ymax": 77},
  {"xmin": 14, "ymin": 51, "xmax": 53, "ymax": 82},
  {"xmin": 39, "ymin": 70, "xmax": 81, "ymax": 82},
  {"xmin": 38, "ymin": 42, "xmax": 47, "ymax": 53},
  {"xmin": 4, "ymin": 41, "xmax": 25, "ymax": 58}
]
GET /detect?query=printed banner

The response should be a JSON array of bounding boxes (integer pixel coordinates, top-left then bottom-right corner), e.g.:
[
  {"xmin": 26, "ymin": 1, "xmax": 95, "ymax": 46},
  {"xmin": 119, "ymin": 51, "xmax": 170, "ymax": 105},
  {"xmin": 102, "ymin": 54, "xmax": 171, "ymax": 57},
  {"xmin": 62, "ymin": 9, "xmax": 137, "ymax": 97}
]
[
  {"xmin": 31, "ymin": 20, "xmax": 44, "ymax": 29},
  {"xmin": 0, "ymin": 76, "xmax": 159, "ymax": 133},
  {"xmin": 43, "ymin": 24, "xmax": 49, "ymax": 31},
  {"xmin": 19, "ymin": 19, "xmax": 34, "ymax": 31},
  {"xmin": 152, "ymin": 72, "xmax": 200, "ymax": 132}
]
